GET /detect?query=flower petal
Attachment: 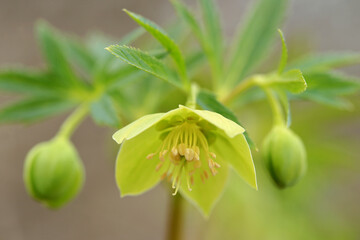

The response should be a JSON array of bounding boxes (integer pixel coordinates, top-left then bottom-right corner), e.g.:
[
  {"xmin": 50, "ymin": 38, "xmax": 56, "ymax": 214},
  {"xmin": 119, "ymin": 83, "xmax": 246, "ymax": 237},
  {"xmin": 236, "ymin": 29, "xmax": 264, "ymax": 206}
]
[
  {"xmin": 212, "ymin": 133, "xmax": 257, "ymax": 189},
  {"xmin": 179, "ymin": 160, "xmax": 229, "ymax": 217},
  {"xmin": 113, "ymin": 113, "xmax": 164, "ymax": 144},
  {"xmin": 180, "ymin": 105, "xmax": 245, "ymax": 138},
  {"xmin": 115, "ymin": 126, "xmax": 164, "ymax": 196}
]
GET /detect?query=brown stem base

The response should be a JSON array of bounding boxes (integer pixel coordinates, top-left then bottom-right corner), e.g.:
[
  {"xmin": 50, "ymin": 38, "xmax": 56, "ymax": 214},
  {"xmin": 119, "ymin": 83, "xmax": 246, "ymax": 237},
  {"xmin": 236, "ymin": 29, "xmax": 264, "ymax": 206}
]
[{"xmin": 166, "ymin": 194, "xmax": 183, "ymax": 240}]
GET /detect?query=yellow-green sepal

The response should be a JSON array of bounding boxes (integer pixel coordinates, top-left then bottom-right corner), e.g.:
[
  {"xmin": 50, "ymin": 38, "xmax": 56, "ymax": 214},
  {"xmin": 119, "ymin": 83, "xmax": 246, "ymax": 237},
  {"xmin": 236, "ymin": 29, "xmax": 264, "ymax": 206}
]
[
  {"xmin": 179, "ymin": 162, "xmax": 229, "ymax": 217},
  {"xmin": 213, "ymin": 134, "xmax": 257, "ymax": 190},
  {"xmin": 115, "ymin": 125, "xmax": 164, "ymax": 196}
]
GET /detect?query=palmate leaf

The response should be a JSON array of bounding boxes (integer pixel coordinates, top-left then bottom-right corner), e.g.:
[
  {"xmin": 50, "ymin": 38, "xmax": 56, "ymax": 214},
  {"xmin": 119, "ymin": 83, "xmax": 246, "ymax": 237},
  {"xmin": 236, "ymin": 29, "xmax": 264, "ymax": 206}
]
[
  {"xmin": 226, "ymin": 0, "xmax": 288, "ymax": 86},
  {"xmin": 0, "ymin": 97, "xmax": 76, "ymax": 123},
  {"xmin": 299, "ymin": 71, "xmax": 360, "ymax": 110},
  {"xmin": 0, "ymin": 69, "xmax": 66, "ymax": 96},
  {"xmin": 105, "ymin": 49, "xmax": 169, "ymax": 91},
  {"xmin": 36, "ymin": 21, "xmax": 78, "ymax": 84},
  {"xmin": 90, "ymin": 94, "xmax": 121, "ymax": 128},
  {"xmin": 106, "ymin": 45, "xmax": 182, "ymax": 89},
  {"xmin": 63, "ymin": 36, "xmax": 96, "ymax": 74},
  {"xmin": 86, "ymin": 28, "xmax": 146, "ymax": 86},
  {"xmin": 124, "ymin": 10, "xmax": 187, "ymax": 81}
]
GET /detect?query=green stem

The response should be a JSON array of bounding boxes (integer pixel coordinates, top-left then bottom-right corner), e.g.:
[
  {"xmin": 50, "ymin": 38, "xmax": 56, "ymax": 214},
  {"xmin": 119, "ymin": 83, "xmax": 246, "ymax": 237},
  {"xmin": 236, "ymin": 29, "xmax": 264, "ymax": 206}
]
[
  {"xmin": 263, "ymin": 87, "xmax": 285, "ymax": 126},
  {"xmin": 221, "ymin": 76, "xmax": 256, "ymax": 105},
  {"xmin": 185, "ymin": 83, "xmax": 199, "ymax": 109},
  {"xmin": 209, "ymin": 55, "xmax": 222, "ymax": 91},
  {"xmin": 56, "ymin": 104, "xmax": 89, "ymax": 139},
  {"xmin": 166, "ymin": 194, "xmax": 183, "ymax": 240}
]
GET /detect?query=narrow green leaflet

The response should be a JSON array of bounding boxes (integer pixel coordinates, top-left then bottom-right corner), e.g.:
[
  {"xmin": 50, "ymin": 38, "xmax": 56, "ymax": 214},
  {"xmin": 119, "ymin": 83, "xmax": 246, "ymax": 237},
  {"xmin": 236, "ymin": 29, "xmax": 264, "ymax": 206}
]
[
  {"xmin": 36, "ymin": 21, "xmax": 77, "ymax": 84},
  {"xmin": 196, "ymin": 90, "xmax": 257, "ymax": 150},
  {"xmin": 105, "ymin": 65, "xmax": 142, "ymax": 90},
  {"xmin": 226, "ymin": 0, "xmax": 287, "ymax": 85},
  {"xmin": 105, "ymin": 49, "xmax": 168, "ymax": 90},
  {"xmin": 303, "ymin": 71, "xmax": 360, "ymax": 95},
  {"xmin": 0, "ymin": 69, "xmax": 64, "ymax": 96},
  {"xmin": 199, "ymin": 0, "xmax": 223, "ymax": 62},
  {"xmin": 90, "ymin": 94, "xmax": 120, "ymax": 128},
  {"xmin": 186, "ymin": 50, "xmax": 206, "ymax": 74},
  {"xmin": 124, "ymin": 10, "xmax": 187, "ymax": 80},
  {"xmin": 267, "ymin": 69, "xmax": 307, "ymax": 94},
  {"xmin": 288, "ymin": 52, "xmax": 360, "ymax": 72},
  {"xmin": 0, "ymin": 97, "xmax": 76, "ymax": 123},
  {"xmin": 300, "ymin": 93, "xmax": 353, "ymax": 110},
  {"xmin": 171, "ymin": 0, "xmax": 204, "ymax": 43},
  {"xmin": 63, "ymin": 36, "xmax": 96, "ymax": 74},
  {"xmin": 88, "ymin": 28, "xmax": 145, "ymax": 73},
  {"xmin": 171, "ymin": 1, "xmax": 209, "ymax": 77},
  {"xmin": 299, "ymin": 71, "xmax": 360, "ymax": 109},
  {"xmin": 106, "ymin": 45, "xmax": 182, "ymax": 89},
  {"xmin": 277, "ymin": 29, "xmax": 288, "ymax": 74}
]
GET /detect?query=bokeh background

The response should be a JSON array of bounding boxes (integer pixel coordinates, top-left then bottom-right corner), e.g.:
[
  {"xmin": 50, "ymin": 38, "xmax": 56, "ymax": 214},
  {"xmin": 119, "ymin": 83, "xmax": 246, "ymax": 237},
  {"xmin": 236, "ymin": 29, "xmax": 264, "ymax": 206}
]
[{"xmin": 1, "ymin": 0, "xmax": 359, "ymax": 239}]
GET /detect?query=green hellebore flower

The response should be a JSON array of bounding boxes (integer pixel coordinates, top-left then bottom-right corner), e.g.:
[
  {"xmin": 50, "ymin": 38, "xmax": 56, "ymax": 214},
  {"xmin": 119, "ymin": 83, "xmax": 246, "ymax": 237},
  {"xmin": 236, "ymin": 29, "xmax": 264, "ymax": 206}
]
[
  {"xmin": 262, "ymin": 126, "xmax": 307, "ymax": 188},
  {"xmin": 113, "ymin": 105, "xmax": 257, "ymax": 216},
  {"xmin": 23, "ymin": 137, "xmax": 85, "ymax": 208}
]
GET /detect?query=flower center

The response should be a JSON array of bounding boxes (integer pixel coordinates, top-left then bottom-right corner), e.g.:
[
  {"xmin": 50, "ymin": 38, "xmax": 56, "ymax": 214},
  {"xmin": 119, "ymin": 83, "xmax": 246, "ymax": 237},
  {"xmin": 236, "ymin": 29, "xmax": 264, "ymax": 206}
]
[{"xmin": 147, "ymin": 121, "xmax": 220, "ymax": 195}]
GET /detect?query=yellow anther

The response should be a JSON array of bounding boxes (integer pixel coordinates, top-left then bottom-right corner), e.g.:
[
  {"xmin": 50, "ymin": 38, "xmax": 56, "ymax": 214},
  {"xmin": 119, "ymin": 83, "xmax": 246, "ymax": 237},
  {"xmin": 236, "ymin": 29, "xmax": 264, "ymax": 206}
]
[
  {"xmin": 170, "ymin": 152, "xmax": 181, "ymax": 163},
  {"xmin": 208, "ymin": 159, "xmax": 214, "ymax": 168},
  {"xmin": 171, "ymin": 147, "xmax": 178, "ymax": 156},
  {"xmin": 146, "ymin": 153, "xmax": 155, "ymax": 160},
  {"xmin": 210, "ymin": 152, "xmax": 216, "ymax": 159},
  {"xmin": 194, "ymin": 152, "xmax": 200, "ymax": 161},
  {"xmin": 210, "ymin": 168, "xmax": 218, "ymax": 176},
  {"xmin": 185, "ymin": 148, "xmax": 195, "ymax": 161},
  {"xmin": 178, "ymin": 143, "xmax": 186, "ymax": 156},
  {"xmin": 193, "ymin": 146, "xmax": 200, "ymax": 155},
  {"xmin": 203, "ymin": 170, "xmax": 209, "ymax": 179},
  {"xmin": 156, "ymin": 162, "xmax": 163, "ymax": 171},
  {"xmin": 159, "ymin": 150, "xmax": 168, "ymax": 161}
]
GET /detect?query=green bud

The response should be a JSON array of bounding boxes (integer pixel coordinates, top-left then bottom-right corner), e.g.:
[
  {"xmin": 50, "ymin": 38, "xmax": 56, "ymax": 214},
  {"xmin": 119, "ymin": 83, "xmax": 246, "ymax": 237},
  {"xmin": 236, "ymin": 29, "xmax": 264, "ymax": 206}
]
[
  {"xmin": 262, "ymin": 126, "xmax": 307, "ymax": 188},
  {"xmin": 23, "ymin": 137, "xmax": 85, "ymax": 208}
]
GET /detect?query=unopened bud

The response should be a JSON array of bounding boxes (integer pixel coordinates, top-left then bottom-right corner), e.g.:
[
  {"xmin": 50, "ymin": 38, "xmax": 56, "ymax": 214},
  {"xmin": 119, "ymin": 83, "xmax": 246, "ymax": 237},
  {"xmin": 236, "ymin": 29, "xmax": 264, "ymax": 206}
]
[
  {"xmin": 262, "ymin": 126, "xmax": 307, "ymax": 188},
  {"xmin": 23, "ymin": 137, "xmax": 85, "ymax": 208}
]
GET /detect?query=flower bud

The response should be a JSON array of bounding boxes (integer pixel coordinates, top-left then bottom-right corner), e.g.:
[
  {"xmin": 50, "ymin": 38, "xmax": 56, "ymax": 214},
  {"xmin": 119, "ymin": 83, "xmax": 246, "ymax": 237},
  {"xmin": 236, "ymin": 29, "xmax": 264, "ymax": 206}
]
[
  {"xmin": 262, "ymin": 126, "xmax": 307, "ymax": 188},
  {"xmin": 23, "ymin": 137, "xmax": 84, "ymax": 208}
]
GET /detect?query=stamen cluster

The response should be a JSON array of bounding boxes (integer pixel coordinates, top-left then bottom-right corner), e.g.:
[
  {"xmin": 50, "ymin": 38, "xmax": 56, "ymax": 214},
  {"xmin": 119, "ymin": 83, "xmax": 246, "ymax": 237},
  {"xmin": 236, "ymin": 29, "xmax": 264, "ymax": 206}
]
[{"xmin": 147, "ymin": 118, "xmax": 220, "ymax": 195}]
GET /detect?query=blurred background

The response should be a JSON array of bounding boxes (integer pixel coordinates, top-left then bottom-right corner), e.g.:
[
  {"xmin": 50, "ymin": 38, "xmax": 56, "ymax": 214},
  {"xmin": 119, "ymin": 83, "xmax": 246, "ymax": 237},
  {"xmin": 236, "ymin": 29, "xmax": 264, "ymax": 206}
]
[{"xmin": 0, "ymin": 0, "xmax": 359, "ymax": 239}]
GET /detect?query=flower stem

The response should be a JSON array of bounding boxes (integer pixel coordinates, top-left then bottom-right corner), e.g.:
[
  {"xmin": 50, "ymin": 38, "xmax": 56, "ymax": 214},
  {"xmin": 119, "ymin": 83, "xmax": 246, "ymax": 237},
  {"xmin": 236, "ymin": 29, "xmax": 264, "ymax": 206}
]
[
  {"xmin": 186, "ymin": 83, "xmax": 199, "ymax": 109},
  {"xmin": 56, "ymin": 104, "xmax": 89, "ymax": 139},
  {"xmin": 166, "ymin": 194, "xmax": 183, "ymax": 240},
  {"xmin": 221, "ymin": 76, "xmax": 256, "ymax": 105},
  {"xmin": 263, "ymin": 87, "xmax": 285, "ymax": 126}
]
